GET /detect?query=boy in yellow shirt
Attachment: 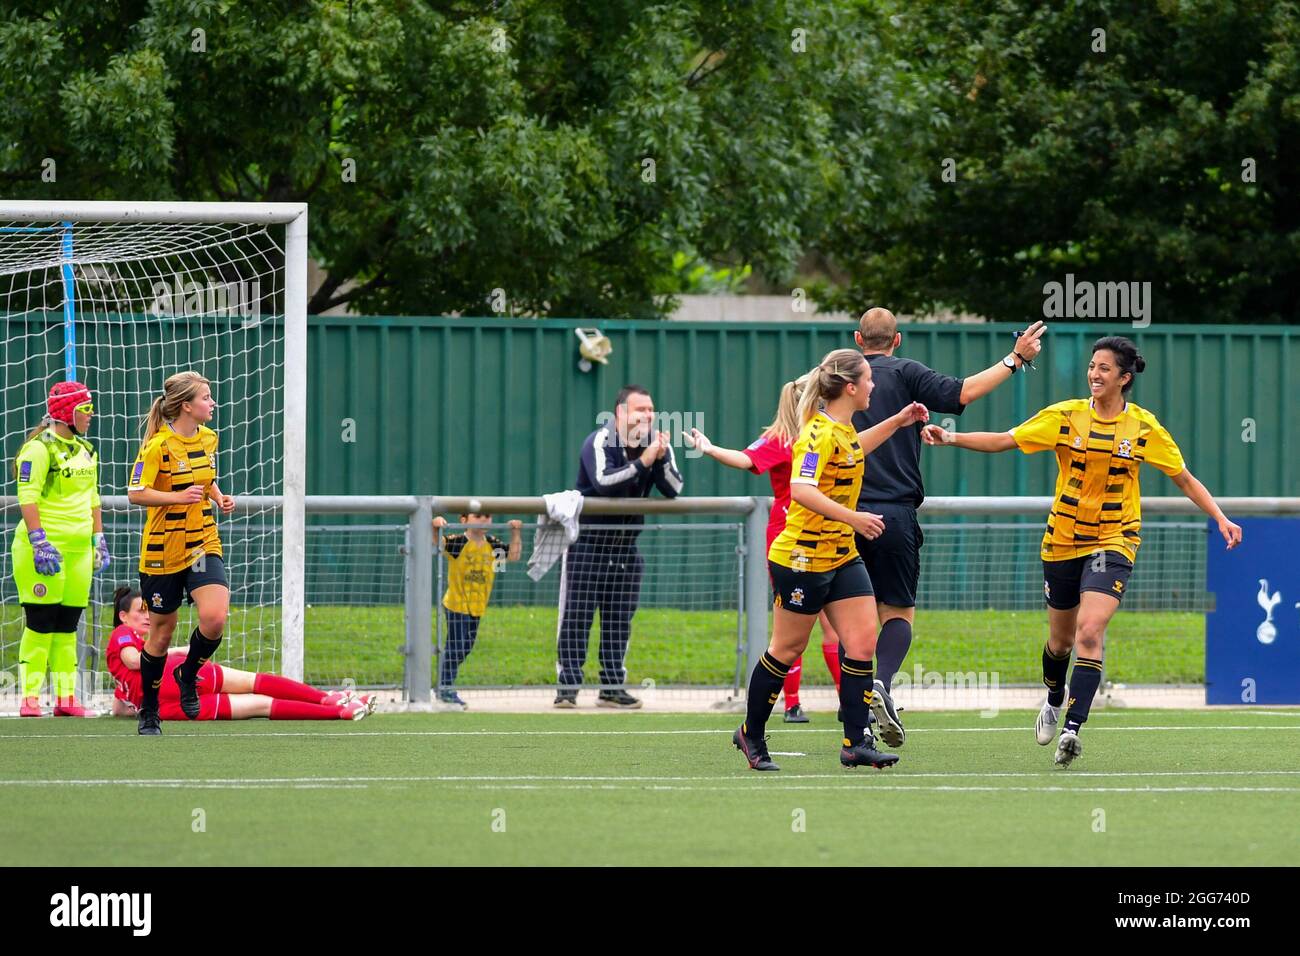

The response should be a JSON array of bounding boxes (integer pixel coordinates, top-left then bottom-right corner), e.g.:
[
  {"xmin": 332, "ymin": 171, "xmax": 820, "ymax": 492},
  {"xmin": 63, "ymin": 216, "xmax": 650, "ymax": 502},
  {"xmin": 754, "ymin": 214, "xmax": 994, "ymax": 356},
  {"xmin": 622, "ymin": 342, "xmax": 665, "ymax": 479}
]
[{"xmin": 431, "ymin": 513, "xmax": 522, "ymax": 709}]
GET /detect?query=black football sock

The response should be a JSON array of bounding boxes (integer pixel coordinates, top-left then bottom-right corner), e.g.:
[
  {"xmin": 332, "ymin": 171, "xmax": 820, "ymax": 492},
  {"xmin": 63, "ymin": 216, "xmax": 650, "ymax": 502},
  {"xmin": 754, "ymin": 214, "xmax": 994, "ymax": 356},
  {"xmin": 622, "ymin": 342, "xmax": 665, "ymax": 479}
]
[
  {"xmin": 1063, "ymin": 656, "xmax": 1104, "ymax": 733},
  {"xmin": 180, "ymin": 627, "xmax": 222, "ymax": 682},
  {"xmin": 743, "ymin": 652, "xmax": 790, "ymax": 742},
  {"xmin": 1042, "ymin": 642, "xmax": 1071, "ymax": 707},
  {"xmin": 839, "ymin": 657, "xmax": 875, "ymax": 746},
  {"xmin": 139, "ymin": 649, "xmax": 167, "ymax": 711},
  {"xmin": 875, "ymin": 618, "xmax": 912, "ymax": 693}
]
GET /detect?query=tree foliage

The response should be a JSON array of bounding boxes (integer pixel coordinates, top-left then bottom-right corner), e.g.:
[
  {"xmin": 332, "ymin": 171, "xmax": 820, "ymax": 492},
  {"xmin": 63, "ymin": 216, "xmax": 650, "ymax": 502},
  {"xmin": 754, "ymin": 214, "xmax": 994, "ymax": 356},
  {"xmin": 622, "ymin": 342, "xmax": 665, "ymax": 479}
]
[{"xmin": 1, "ymin": 1, "xmax": 1293, "ymax": 322}]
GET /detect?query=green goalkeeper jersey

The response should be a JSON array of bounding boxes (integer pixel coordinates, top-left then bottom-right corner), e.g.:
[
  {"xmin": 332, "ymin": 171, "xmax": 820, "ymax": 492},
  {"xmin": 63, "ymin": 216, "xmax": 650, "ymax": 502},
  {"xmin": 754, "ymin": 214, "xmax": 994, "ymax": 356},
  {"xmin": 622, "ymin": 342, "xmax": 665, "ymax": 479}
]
[{"xmin": 13, "ymin": 428, "xmax": 101, "ymax": 544}]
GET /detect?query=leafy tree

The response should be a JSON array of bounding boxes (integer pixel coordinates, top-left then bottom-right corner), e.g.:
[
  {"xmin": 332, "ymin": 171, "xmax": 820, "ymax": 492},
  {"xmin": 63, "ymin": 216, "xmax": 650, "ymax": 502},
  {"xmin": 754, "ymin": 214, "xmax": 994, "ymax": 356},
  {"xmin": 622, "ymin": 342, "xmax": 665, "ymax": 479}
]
[{"xmin": 815, "ymin": 1, "xmax": 1300, "ymax": 324}]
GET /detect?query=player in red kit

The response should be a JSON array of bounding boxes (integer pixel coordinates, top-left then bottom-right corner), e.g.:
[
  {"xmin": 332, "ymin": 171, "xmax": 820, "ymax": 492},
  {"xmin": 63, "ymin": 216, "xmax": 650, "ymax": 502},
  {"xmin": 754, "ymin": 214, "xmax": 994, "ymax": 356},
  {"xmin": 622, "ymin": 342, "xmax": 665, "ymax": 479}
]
[{"xmin": 105, "ymin": 586, "xmax": 376, "ymax": 721}]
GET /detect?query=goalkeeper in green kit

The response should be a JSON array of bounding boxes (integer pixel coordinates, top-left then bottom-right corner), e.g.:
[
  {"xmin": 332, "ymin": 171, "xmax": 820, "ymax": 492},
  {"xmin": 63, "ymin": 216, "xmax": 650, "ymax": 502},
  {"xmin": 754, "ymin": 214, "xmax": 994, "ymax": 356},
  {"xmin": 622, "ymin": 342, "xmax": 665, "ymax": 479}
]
[{"xmin": 10, "ymin": 381, "xmax": 110, "ymax": 717}]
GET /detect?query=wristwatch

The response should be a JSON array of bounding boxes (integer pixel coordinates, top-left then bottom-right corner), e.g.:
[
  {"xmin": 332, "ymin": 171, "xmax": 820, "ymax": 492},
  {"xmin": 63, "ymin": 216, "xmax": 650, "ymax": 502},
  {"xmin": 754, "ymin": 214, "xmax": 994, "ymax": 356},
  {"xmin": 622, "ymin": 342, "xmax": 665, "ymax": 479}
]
[{"xmin": 1002, "ymin": 354, "xmax": 1018, "ymax": 372}]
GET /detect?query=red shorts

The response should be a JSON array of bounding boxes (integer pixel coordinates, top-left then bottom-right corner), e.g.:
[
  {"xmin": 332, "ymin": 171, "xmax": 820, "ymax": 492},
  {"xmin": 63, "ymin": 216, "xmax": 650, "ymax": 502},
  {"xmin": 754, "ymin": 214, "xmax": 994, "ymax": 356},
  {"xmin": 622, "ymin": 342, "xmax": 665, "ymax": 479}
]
[{"xmin": 157, "ymin": 656, "xmax": 230, "ymax": 720}]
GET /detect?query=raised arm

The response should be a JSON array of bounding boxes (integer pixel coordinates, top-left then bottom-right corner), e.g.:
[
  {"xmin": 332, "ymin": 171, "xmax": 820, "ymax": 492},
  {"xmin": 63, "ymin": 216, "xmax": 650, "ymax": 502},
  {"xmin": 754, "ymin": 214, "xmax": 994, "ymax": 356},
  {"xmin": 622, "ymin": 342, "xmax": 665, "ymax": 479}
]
[
  {"xmin": 958, "ymin": 321, "xmax": 1046, "ymax": 405},
  {"xmin": 857, "ymin": 402, "xmax": 929, "ymax": 455},
  {"xmin": 1169, "ymin": 469, "xmax": 1243, "ymax": 549},
  {"xmin": 586, "ymin": 429, "xmax": 654, "ymax": 493},
  {"xmin": 506, "ymin": 520, "xmax": 523, "ymax": 561},
  {"xmin": 651, "ymin": 437, "xmax": 684, "ymax": 498},
  {"xmin": 920, "ymin": 425, "xmax": 1017, "ymax": 453},
  {"xmin": 684, "ymin": 428, "xmax": 753, "ymax": 470}
]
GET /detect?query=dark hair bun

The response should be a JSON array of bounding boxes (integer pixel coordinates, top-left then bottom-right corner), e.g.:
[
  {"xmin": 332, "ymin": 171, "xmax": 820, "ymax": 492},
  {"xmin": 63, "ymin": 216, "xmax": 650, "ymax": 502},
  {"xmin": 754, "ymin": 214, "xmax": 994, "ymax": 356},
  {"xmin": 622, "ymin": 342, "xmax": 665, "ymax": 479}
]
[{"xmin": 1134, "ymin": 355, "xmax": 1146, "ymax": 373}]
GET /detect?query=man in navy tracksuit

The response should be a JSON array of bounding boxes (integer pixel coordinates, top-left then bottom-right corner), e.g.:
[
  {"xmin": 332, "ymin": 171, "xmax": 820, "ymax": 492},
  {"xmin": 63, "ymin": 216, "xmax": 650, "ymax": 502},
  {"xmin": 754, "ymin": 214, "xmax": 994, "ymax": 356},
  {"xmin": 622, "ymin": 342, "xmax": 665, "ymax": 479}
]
[{"xmin": 554, "ymin": 385, "xmax": 684, "ymax": 709}]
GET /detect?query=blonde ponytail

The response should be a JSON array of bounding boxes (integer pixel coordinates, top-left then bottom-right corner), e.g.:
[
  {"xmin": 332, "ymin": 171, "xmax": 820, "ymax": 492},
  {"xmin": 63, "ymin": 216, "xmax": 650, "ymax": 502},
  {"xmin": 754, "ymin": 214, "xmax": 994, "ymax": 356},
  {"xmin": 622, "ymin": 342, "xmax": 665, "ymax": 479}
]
[
  {"xmin": 762, "ymin": 373, "xmax": 810, "ymax": 445},
  {"xmin": 141, "ymin": 396, "xmax": 167, "ymax": 444},
  {"xmin": 139, "ymin": 371, "xmax": 210, "ymax": 444},
  {"xmin": 794, "ymin": 348, "xmax": 866, "ymax": 427}
]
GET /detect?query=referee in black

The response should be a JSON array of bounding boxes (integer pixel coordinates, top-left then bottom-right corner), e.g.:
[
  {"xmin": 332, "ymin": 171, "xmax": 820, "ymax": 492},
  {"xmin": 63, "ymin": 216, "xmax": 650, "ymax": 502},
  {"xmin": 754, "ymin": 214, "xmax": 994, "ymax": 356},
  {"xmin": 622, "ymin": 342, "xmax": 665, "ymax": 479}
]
[
  {"xmin": 852, "ymin": 308, "xmax": 1046, "ymax": 745},
  {"xmin": 554, "ymin": 384, "xmax": 684, "ymax": 709}
]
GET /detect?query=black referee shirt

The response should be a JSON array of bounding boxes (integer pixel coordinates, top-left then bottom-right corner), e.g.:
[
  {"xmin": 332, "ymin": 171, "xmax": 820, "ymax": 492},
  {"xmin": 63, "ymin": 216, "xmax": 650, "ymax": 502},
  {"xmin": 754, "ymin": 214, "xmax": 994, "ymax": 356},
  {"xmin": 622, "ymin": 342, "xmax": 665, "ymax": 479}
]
[{"xmin": 852, "ymin": 353, "xmax": 966, "ymax": 509}]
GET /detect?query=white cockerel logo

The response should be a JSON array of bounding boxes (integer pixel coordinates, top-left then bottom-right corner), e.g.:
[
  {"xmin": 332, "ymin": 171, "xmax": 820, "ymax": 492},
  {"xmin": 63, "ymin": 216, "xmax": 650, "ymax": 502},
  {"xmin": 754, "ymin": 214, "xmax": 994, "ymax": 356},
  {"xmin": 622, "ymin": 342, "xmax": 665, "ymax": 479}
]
[{"xmin": 1256, "ymin": 579, "xmax": 1282, "ymax": 645}]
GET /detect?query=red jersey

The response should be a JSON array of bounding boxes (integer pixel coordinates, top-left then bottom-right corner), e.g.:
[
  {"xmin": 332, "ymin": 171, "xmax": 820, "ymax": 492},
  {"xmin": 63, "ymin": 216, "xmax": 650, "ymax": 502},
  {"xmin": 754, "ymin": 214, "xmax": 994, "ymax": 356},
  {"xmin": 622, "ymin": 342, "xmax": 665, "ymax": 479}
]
[
  {"xmin": 105, "ymin": 624, "xmax": 145, "ymax": 708},
  {"xmin": 743, "ymin": 434, "xmax": 793, "ymax": 550}
]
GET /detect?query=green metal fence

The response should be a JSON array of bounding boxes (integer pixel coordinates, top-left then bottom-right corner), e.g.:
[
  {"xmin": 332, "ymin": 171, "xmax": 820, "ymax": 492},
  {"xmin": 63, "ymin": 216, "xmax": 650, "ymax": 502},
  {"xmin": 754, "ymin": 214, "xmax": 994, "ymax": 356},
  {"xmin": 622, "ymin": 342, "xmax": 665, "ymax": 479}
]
[
  {"xmin": 305, "ymin": 317, "xmax": 1298, "ymax": 500},
  {"xmin": 4, "ymin": 314, "xmax": 1295, "ymax": 502}
]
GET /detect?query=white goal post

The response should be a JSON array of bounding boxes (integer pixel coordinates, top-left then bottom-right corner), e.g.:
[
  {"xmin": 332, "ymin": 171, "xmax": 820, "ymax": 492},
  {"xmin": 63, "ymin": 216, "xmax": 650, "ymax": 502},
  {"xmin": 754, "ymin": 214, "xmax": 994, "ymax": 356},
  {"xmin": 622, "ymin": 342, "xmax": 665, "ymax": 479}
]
[{"xmin": 0, "ymin": 201, "xmax": 308, "ymax": 680}]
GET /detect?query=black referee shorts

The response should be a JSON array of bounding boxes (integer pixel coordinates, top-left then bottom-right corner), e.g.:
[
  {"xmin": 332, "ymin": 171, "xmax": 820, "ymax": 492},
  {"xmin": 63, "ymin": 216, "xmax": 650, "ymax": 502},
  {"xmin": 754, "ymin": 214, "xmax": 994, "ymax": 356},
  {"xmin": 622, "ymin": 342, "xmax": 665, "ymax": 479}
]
[{"xmin": 854, "ymin": 502, "xmax": 923, "ymax": 608}]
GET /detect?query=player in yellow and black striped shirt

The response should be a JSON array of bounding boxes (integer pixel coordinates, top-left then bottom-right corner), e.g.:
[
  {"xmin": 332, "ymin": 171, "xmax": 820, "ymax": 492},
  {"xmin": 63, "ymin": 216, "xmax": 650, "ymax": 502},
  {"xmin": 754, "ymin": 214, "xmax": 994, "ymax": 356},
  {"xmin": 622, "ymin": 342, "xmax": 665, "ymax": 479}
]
[
  {"xmin": 126, "ymin": 371, "xmax": 237, "ymax": 736},
  {"xmin": 431, "ymin": 512, "xmax": 523, "ymax": 709},
  {"xmin": 923, "ymin": 336, "xmax": 1241, "ymax": 767},
  {"xmin": 733, "ymin": 348, "xmax": 928, "ymax": 773}
]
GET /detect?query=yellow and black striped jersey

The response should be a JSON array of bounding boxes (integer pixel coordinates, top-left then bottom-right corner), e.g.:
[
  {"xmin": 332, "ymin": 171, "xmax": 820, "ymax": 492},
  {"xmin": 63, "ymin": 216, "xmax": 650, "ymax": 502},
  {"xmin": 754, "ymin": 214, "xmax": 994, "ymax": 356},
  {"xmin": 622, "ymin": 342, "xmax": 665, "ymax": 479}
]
[
  {"xmin": 768, "ymin": 412, "xmax": 863, "ymax": 572},
  {"xmin": 1011, "ymin": 399, "xmax": 1185, "ymax": 563},
  {"xmin": 129, "ymin": 424, "xmax": 222, "ymax": 574},
  {"xmin": 442, "ymin": 533, "xmax": 507, "ymax": 618}
]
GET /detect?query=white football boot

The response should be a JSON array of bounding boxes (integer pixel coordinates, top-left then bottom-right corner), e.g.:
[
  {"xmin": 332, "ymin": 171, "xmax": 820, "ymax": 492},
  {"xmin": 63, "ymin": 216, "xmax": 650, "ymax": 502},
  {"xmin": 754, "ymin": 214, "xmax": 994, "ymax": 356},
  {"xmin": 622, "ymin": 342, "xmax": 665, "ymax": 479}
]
[{"xmin": 1035, "ymin": 686, "xmax": 1066, "ymax": 745}]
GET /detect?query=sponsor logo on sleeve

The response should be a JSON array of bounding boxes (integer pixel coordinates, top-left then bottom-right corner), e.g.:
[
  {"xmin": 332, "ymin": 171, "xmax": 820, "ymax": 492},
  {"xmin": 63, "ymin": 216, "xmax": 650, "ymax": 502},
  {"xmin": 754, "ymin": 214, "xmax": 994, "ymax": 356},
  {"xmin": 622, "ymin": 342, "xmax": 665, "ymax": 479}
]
[
  {"xmin": 798, "ymin": 452, "xmax": 819, "ymax": 478},
  {"xmin": 18, "ymin": 460, "xmax": 32, "ymax": 482},
  {"xmin": 129, "ymin": 461, "xmax": 144, "ymax": 487}
]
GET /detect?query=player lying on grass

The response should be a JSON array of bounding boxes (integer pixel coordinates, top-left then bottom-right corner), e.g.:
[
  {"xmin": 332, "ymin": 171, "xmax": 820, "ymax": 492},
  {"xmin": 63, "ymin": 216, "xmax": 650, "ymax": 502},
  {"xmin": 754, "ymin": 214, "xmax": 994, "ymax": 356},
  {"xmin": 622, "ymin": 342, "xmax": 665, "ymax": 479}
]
[
  {"xmin": 431, "ymin": 513, "xmax": 523, "ymax": 709},
  {"xmin": 732, "ymin": 348, "xmax": 929, "ymax": 771},
  {"xmin": 922, "ymin": 335, "xmax": 1241, "ymax": 767},
  {"xmin": 105, "ymin": 586, "xmax": 375, "ymax": 721}
]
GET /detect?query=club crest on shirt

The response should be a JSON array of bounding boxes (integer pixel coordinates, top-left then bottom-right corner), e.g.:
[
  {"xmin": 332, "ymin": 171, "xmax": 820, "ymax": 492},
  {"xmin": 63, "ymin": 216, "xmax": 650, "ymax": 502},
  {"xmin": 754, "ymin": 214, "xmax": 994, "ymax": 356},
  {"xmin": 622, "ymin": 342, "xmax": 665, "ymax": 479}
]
[
  {"xmin": 33, "ymin": 583, "xmax": 46, "ymax": 597},
  {"xmin": 1072, "ymin": 436, "xmax": 1083, "ymax": 448},
  {"xmin": 789, "ymin": 588, "xmax": 805, "ymax": 607},
  {"xmin": 1116, "ymin": 438, "xmax": 1133, "ymax": 458},
  {"xmin": 174, "ymin": 457, "xmax": 189, "ymax": 473},
  {"xmin": 798, "ymin": 452, "xmax": 819, "ymax": 478}
]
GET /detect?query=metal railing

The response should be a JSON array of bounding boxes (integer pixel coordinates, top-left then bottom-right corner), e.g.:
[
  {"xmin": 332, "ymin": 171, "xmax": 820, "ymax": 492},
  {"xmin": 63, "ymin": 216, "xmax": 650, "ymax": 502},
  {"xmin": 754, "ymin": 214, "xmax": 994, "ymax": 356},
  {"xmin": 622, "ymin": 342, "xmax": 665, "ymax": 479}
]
[{"xmin": 3, "ymin": 495, "xmax": 1296, "ymax": 702}]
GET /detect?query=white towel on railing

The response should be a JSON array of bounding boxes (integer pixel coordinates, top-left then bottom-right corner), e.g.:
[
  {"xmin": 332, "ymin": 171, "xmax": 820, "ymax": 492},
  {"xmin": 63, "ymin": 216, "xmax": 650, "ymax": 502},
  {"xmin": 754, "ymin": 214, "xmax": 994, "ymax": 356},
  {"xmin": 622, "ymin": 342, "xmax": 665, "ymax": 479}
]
[{"xmin": 527, "ymin": 490, "xmax": 585, "ymax": 581}]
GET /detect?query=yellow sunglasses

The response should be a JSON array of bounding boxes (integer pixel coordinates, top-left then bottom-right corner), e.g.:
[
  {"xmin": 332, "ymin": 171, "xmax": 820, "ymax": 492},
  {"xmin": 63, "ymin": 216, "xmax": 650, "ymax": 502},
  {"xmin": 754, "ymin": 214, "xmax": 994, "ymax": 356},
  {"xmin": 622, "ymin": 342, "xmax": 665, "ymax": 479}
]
[{"xmin": 74, "ymin": 401, "xmax": 94, "ymax": 415}]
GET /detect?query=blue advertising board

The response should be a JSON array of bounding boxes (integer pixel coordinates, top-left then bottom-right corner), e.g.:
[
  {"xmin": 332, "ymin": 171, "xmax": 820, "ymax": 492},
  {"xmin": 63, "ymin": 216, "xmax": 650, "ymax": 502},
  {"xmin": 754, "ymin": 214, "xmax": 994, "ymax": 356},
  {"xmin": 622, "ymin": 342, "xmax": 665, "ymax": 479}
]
[{"xmin": 1205, "ymin": 518, "xmax": 1300, "ymax": 704}]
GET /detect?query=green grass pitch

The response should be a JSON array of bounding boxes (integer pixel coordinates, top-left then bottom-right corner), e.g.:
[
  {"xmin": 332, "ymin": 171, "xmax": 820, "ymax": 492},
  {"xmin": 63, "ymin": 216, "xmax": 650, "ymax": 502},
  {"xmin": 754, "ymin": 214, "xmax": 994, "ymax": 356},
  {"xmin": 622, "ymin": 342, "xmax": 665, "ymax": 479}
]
[
  {"xmin": 2, "ymin": 606, "xmax": 1205, "ymax": 688},
  {"xmin": 1, "ymin": 708, "xmax": 1296, "ymax": 866}
]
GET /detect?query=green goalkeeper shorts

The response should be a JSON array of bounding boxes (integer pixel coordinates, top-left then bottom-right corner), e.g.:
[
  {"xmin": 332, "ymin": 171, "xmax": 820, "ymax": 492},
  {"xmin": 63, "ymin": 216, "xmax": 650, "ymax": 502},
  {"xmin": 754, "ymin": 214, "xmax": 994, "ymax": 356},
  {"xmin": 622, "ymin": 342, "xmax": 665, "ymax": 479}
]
[{"xmin": 10, "ymin": 534, "xmax": 93, "ymax": 607}]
